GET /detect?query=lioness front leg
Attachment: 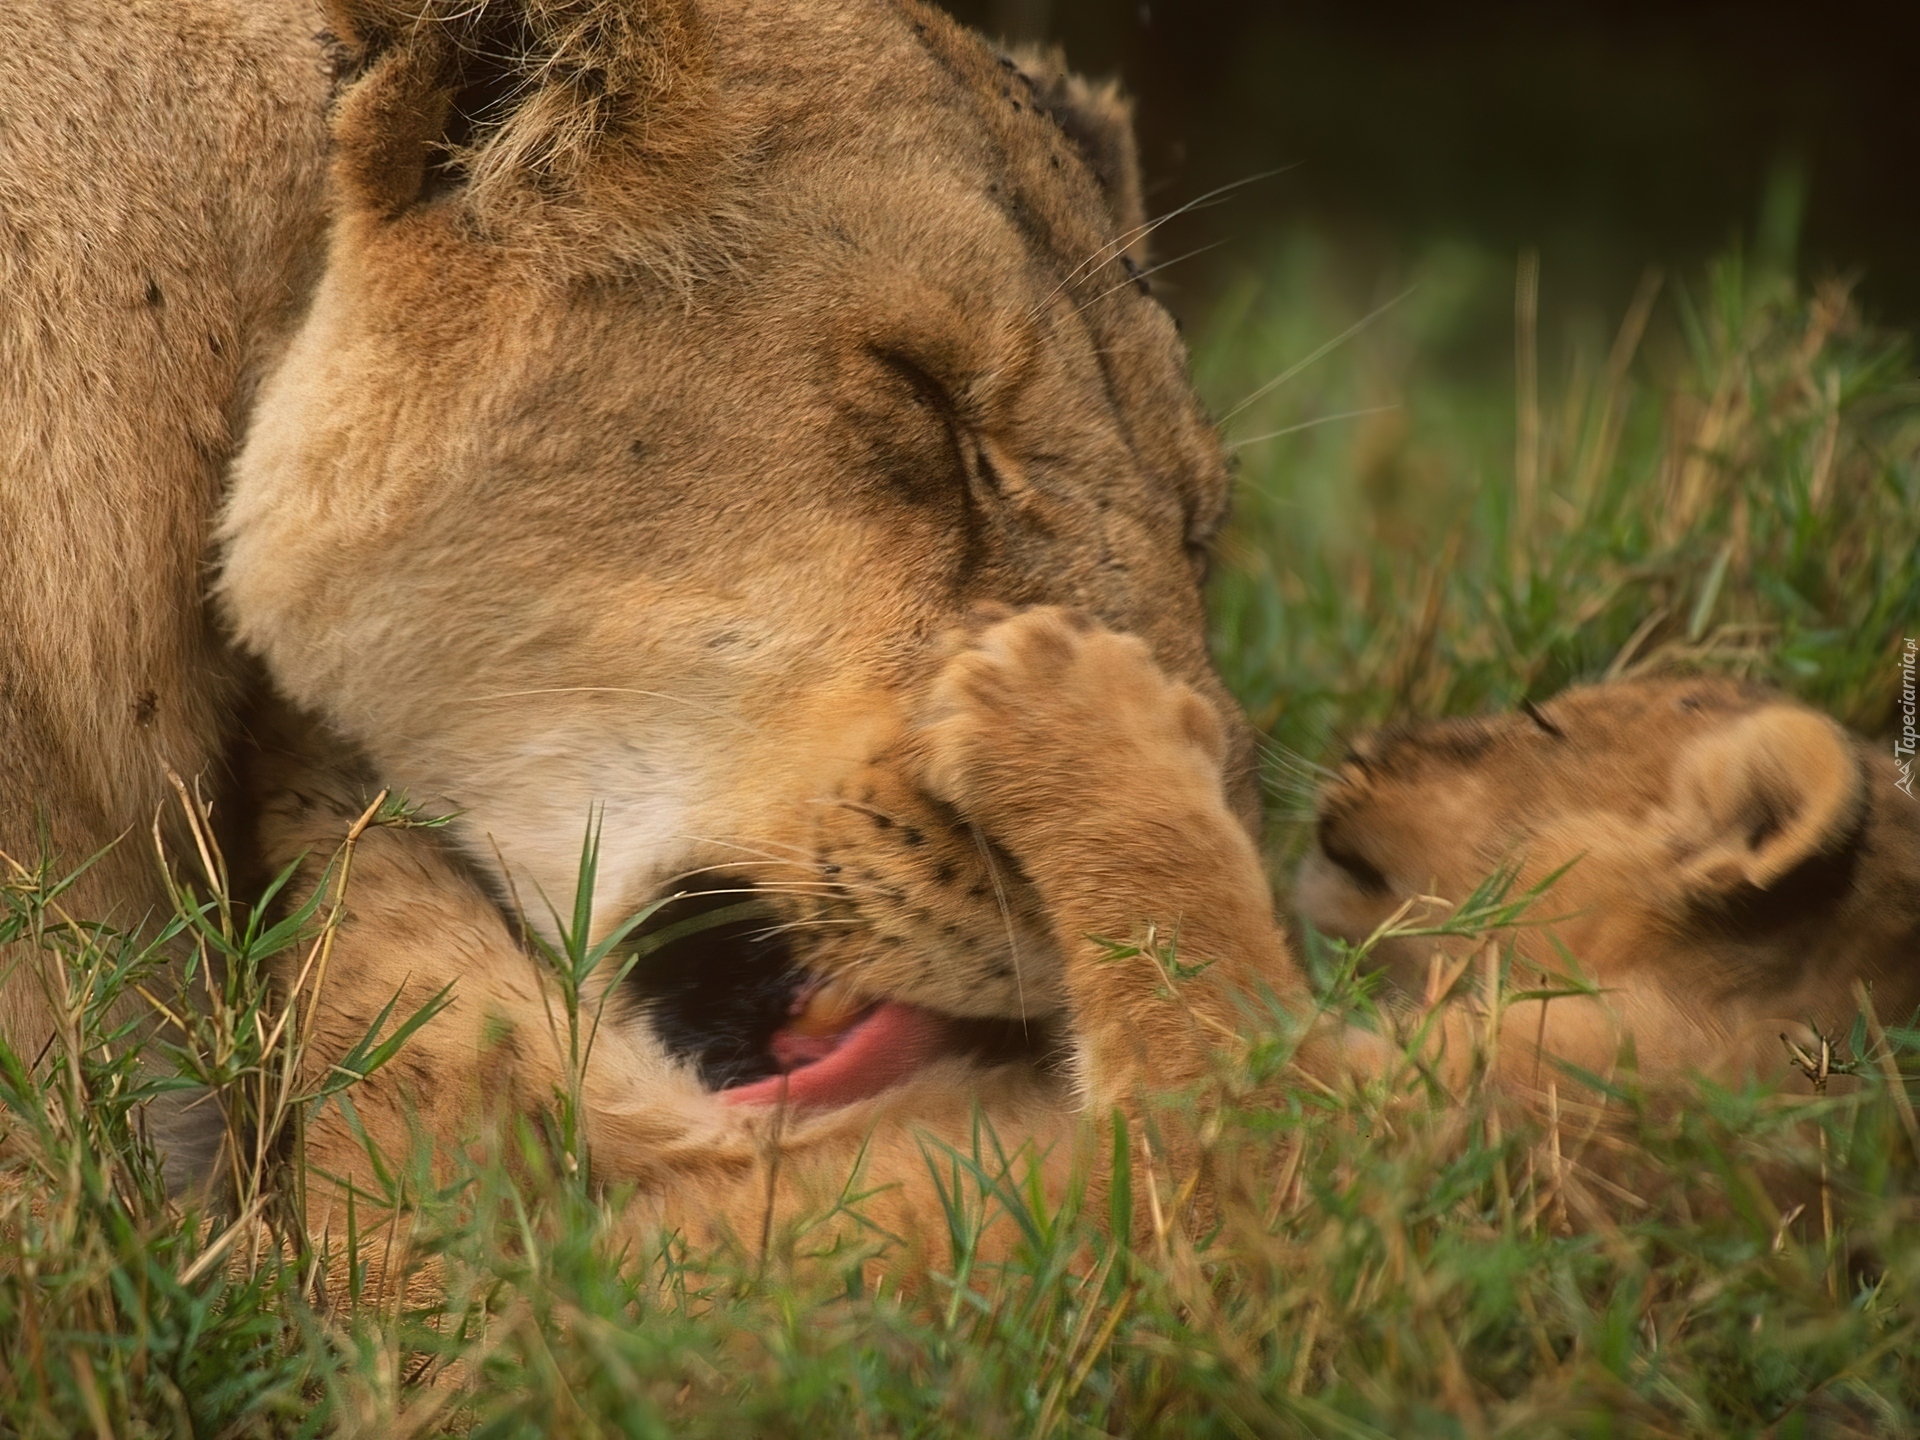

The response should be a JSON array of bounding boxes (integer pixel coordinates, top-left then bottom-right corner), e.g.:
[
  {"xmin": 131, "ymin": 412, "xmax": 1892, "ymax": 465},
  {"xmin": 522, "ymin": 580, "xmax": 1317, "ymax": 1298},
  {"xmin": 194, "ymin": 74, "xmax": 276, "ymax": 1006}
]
[{"xmin": 915, "ymin": 608, "xmax": 1316, "ymax": 1113}]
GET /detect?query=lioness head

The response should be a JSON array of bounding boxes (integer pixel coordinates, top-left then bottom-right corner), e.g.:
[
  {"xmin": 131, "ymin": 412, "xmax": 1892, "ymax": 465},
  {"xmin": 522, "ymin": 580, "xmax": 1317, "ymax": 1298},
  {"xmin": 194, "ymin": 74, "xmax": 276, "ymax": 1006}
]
[
  {"xmin": 219, "ymin": 0, "xmax": 1253, "ymax": 1092},
  {"xmin": 1296, "ymin": 675, "xmax": 1920, "ymax": 1081}
]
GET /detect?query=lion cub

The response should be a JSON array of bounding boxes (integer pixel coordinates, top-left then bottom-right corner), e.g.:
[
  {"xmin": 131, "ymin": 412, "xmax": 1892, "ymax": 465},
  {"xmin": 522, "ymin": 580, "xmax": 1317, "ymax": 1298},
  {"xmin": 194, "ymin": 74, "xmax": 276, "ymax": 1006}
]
[{"xmin": 1297, "ymin": 674, "xmax": 1920, "ymax": 1091}]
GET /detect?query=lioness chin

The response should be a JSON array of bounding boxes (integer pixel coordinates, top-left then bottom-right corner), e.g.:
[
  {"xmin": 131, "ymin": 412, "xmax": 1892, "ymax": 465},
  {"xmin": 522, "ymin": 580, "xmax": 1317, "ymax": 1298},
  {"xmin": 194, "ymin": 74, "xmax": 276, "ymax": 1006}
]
[{"xmin": 4, "ymin": 0, "xmax": 1327, "ymax": 1259}]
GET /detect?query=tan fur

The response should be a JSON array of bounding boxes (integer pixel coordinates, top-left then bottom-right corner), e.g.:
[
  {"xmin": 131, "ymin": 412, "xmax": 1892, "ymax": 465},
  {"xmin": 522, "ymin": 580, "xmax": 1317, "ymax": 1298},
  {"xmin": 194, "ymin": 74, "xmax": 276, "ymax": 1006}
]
[
  {"xmin": 1297, "ymin": 675, "xmax": 1920, "ymax": 1091},
  {"xmin": 0, "ymin": 0, "xmax": 334, "ymax": 1046},
  {"xmin": 252, "ymin": 610, "xmax": 1314, "ymax": 1261},
  {"xmin": 5, "ymin": 0, "xmax": 1320, "ymax": 1256}
]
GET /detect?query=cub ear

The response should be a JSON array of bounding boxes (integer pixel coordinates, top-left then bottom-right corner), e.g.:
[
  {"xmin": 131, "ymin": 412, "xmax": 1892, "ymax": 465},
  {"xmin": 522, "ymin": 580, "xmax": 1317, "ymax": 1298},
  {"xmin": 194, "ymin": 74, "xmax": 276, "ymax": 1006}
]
[
  {"xmin": 321, "ymin": 0, "xmax": 719, "ymax": 267},
  {"xmin": 1009, "ymin": 47, "xmax": 1147, "ymax": 254},
  {"xmin": 1668, "ymin": 705, "xmax": 1867, "ymax": 899}
]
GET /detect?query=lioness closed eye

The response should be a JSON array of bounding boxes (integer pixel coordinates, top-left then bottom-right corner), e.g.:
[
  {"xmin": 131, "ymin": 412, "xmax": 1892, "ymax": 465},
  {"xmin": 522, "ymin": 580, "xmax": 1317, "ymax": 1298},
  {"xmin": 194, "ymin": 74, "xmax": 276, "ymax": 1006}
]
[
  {"xmin": 3, "ymin": 0, "xmax": 1332, "ymax": 1256},
  {"xmin": 1297, "ymin": 675, "xmax": 1920, "ymax": 1091}
]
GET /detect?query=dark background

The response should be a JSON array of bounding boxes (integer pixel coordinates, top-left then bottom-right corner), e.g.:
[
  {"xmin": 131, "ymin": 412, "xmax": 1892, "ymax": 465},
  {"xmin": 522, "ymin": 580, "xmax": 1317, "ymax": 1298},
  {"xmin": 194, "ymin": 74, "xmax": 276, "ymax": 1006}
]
[{"xmin": 939, "ymin": 0, "xmax": 1919, "ymax": 327}]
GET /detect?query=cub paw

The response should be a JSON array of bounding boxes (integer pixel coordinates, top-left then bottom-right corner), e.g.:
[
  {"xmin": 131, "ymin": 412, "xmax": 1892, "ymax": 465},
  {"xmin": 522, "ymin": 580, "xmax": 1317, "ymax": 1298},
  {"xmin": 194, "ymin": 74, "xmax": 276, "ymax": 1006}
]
[{"xmin": 915, "ymin": 607, "xmax": 1229, "ymax": 851}]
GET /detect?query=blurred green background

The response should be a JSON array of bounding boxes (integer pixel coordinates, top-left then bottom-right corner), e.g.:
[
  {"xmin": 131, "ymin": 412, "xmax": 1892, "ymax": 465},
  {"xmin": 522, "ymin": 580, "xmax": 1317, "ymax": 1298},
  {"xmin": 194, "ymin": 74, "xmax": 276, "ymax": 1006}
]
[{"xmin": 944, "ymin": 0, "xmax": 1920, "ymax": 330}]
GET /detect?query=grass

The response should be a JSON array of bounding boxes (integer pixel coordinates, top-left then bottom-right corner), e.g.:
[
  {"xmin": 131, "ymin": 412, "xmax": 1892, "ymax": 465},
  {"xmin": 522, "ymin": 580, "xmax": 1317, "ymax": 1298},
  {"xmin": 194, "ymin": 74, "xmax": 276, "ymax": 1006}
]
[
  {"xmin": 4, "ymin": 234, "xmax": 1919, "ymax": 1436},
  {"xmin": 1200, "ymin": 231, "xmax": 1920, "ymax": 853}
]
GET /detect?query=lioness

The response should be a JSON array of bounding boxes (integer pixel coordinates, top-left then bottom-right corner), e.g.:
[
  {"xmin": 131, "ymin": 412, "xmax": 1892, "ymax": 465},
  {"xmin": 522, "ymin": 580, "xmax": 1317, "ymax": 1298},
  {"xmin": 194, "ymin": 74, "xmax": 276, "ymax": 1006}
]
[
  {"xmin": 1297, "ymin": 674, "xmax": 1920, "ymax": 1090},
  {"xmin": 4, "ymin": 0, "xmax": 1326, "ymax": 1248}
]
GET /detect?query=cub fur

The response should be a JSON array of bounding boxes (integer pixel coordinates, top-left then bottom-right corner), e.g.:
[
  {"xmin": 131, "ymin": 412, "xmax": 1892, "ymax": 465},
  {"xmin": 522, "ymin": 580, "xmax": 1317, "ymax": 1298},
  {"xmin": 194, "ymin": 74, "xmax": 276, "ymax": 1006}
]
[{"xmin": 1297, "ymin": 674, "xmax": 1920, "ymax": 1089}]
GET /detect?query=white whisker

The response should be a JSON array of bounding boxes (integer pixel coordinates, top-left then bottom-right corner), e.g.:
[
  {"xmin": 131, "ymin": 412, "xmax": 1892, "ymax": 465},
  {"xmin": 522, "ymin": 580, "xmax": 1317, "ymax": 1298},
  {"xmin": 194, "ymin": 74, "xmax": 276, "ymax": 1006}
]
[
  {"xmin": 657, "ymin": 854, "xmax": 829, "ymax": 883},
  {"xmin": 648, "ymin": 861, "xmax": 893, "ymax": 905},
  {"xmin": 747, "ymin": 917, "xmax": 865, "ymax": 942},
  {"xmin": 660, "ymin": 881, "xmax": 848, "ymax": 902},
  {"xmin": 1076, "ymin": 240, "xmax": 1225, "ymax": 312},
  {"xmin": 967, "ymin": 822, "xmax": 1027, "ymax": 1034},
  {"xmin": 1218, "ymin": 287, "xmax": 1416, "ymax": 425},
  {"xmin": 1258, "ymin": 739, "xmax": 1337, "ymax": 783},
  {"xmin": 1228, "ymin": 405, "xmax": 1401, "ymax": 451},
  {"xmin": 1027, "ymin": 165, "xmax": 1296, "ymax": 323},
  {"xmin": 1262, "ymin": 770, "xmax": 1324, "ymax": 802},
  {"xmin": 664, "ymin": 834, "xmax": 821, "ymax": 866}
]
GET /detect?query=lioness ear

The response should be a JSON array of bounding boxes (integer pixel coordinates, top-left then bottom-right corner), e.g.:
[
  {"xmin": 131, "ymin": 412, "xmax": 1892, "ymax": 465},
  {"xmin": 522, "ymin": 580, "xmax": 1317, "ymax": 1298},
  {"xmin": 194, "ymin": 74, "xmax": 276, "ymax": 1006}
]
[
  {"xmin": 1669, "ymin": 706, "xmax": 1867, "ymax": 899},
  {"xmin": 1009, "ymin": 48, "xmax": 1147, "ymax": 255},
  {"xmin": 322, "ymin": 0, "xmax": 718, "ymax": 267}
]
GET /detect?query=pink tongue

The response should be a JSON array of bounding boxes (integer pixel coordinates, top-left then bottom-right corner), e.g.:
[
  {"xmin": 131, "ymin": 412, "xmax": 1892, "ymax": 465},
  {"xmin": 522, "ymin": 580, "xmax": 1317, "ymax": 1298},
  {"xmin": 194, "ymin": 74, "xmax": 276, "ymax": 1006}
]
[{"xmin": 721, "ymin": 1002, "xmax": 946, "ymax": 1109}]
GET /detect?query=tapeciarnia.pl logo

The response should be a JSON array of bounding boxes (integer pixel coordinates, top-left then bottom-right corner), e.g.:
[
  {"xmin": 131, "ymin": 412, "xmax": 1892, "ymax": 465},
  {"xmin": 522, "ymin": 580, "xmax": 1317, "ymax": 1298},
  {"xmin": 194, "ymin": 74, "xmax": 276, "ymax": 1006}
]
[{"xmin": 1898, "ymin": 637, "xmax": 1917, "ymax": 798}]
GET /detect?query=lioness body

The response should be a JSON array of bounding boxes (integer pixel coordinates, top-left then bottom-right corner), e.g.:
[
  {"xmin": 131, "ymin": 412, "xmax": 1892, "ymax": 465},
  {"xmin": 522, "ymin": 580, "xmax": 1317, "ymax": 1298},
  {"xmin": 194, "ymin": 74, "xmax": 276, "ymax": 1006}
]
[
  {"xmin": 4, "ymin": 0, "xmax": 1315, "ymax": 1248},
  {"xmin": 1, "ymin": 0, "xmax": 332, "ymax": 1043}
]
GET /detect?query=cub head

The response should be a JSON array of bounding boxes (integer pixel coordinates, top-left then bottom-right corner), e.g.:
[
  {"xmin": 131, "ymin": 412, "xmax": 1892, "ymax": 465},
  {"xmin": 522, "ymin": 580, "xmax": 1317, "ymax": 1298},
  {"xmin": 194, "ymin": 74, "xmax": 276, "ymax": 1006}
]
[
  {"xmin": 219, "ymin": 0, "xmax": 1251, "ymax": 1087},
  {"xmin": 1297, "ymin": 675, "xmax": 1920, "ymax": 1078}
]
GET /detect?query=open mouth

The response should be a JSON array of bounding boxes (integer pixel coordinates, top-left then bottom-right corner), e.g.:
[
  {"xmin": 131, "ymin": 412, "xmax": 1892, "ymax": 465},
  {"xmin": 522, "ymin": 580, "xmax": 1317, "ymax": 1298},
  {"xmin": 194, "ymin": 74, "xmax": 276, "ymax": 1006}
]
[{"xmin": 620, "ymin": 876, "xmax": 1054, "ymax": 1109}]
